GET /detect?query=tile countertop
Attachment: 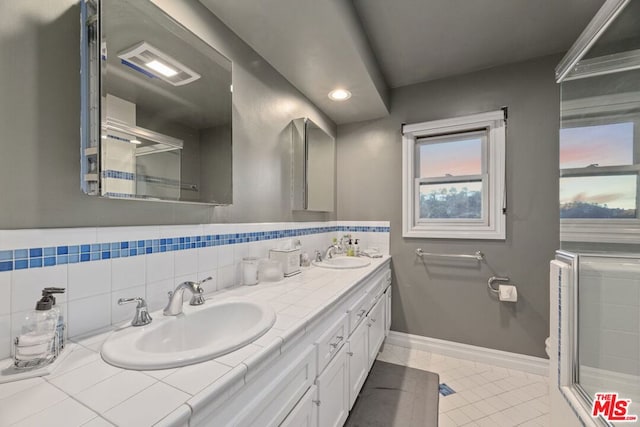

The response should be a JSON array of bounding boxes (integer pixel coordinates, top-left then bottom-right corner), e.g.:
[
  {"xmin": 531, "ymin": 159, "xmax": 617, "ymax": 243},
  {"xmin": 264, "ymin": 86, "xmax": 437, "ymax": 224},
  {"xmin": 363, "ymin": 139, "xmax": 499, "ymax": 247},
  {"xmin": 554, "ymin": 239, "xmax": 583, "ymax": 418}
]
[{"xmin": 0, "ymin": 256, "xmax": 390, "ymax": 427}]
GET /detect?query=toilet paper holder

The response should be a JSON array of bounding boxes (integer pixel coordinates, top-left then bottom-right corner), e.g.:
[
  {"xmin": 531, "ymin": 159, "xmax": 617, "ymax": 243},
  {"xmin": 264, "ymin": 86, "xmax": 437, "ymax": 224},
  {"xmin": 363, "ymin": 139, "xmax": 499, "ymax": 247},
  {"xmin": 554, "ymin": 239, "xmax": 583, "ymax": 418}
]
[{"xmin": 487, "ymin": 276, "xmax": 510, "ymax": 293}]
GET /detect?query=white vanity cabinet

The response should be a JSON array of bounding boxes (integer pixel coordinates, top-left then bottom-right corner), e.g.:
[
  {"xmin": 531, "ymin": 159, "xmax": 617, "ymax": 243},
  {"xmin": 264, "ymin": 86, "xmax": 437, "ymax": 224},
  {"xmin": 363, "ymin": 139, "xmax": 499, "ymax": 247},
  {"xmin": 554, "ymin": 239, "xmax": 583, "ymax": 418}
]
[
  {"xmin": 280, "ymin": 385, "xmax": 318, "ymax": 427},
  {"xmin": 384, "ymin": 286, "xmax": 392, "ymax": 337},
  {"xmin": 192, "ymin": 260, "xmax": 391, "ymax": 427},
  {"xmin": 367, "ymin": 296, "xmax": 386, "ymax": 369},
  {"xmin": 347, "ymin": 315, "xmax": 369, "ymax": 409},
  {"xmin": 316, "ymin": 345, "xmax": 349, "ymax": 427}
]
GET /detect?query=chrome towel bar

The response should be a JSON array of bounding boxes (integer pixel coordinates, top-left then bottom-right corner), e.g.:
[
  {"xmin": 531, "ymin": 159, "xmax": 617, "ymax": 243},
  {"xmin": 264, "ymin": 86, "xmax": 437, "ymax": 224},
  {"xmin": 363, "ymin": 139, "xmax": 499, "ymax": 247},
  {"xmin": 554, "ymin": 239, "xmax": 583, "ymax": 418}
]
[{"xmin": 415, "ymin": 248, "xmax": 484, "ymax": 261}]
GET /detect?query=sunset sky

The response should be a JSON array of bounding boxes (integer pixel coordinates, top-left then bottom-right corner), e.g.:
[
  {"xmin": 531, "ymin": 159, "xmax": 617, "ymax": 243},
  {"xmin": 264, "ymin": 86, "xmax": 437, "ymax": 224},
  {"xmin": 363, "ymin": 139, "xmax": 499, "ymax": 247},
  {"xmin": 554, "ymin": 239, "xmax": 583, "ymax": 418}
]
[
  {"xmin": 560, "ymin": 122, "xmax": 633, "ymax": 168},
  {"xmin": 560, "ymin": 122, "xmax": 636, "ymax": 210},
  {"xmin": 419, "ymin": 137, "xmax": 482, "ymax": 177}
]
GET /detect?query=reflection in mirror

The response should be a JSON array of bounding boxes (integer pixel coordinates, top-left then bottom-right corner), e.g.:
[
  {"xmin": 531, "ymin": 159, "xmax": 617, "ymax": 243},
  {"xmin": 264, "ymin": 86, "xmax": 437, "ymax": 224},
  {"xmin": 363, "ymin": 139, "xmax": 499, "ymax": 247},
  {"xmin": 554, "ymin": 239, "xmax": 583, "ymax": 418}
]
[
  {"xmin": 291, "ymin": 118, "xmax": 335, "ymax": 212},
  {"xmin": 81, "ymin": 0, "xmax": 232, "ymax": 205}
]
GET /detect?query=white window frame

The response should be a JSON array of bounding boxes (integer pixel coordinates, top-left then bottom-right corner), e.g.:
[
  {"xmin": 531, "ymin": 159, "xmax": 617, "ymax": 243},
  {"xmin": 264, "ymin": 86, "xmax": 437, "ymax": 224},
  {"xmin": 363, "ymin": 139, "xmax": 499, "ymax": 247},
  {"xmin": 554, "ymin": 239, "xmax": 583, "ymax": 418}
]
[
  {"xmin": 402, "ymin": 110, "xmax": 506, "ymax": 239},
  {"xmin": 560, "ymin": 93, "xmax": 640, "ymax": 243}
]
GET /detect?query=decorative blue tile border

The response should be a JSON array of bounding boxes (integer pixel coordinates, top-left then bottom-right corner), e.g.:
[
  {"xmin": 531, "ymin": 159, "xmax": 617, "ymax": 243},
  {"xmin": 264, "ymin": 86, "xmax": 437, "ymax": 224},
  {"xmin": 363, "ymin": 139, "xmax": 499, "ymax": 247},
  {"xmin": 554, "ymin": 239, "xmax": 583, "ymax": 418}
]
[
  {"xmin": 102, "ymin": 170, "xmax": 135, "ymax": 181},
  {"xmin": 0, "ymin": 225, "xmax": 389, "ymax": 272}
]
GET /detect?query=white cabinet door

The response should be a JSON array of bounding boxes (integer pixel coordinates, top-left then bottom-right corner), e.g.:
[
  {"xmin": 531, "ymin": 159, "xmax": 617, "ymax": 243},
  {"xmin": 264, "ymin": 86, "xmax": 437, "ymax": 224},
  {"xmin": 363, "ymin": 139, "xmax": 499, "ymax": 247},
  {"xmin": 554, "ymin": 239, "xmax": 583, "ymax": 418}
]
[
  {"xmin": 316, "ymin": 345, "xmax": 349, "ymax": 427},
  {"xmin": 347, "ymin": 316, "xmax": 368, "ymax": 409},
  {"xmin": 280, "ymin": 385, "xmax": 318, "ymax": 427},
  {"xmin": 367, "ymin": 297, "xmax": 386, "ymax": 368},
  {"xmin": 384, "ymin": 286, "xmax": 392, "ymax": 337}
]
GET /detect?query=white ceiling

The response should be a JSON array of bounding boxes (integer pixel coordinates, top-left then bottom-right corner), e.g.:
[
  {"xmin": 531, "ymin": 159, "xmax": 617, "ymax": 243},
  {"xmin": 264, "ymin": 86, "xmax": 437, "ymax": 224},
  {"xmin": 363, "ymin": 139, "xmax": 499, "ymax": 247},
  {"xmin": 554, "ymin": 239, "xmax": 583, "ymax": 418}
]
[{"xmin": 200, "ymin": 0, "xmax": 605, "ymax": 124}]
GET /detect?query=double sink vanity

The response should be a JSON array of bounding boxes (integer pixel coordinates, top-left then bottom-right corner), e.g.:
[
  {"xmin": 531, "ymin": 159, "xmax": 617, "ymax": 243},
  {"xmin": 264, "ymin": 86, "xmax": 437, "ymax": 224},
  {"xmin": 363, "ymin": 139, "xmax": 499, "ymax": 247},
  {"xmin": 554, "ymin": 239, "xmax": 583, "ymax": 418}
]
[{"xmin": 0, "ymin": 256, "xmax": 391, "ymax": 426}]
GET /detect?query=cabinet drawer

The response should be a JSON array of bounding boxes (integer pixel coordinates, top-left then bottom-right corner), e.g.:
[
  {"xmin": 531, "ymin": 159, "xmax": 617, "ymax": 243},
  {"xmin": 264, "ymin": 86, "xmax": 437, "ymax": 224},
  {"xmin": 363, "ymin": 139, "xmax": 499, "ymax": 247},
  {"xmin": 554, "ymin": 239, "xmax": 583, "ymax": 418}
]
[
  {"xmin": 347, "ymin": 292, "xmax": 371, "ymax": 334},
  {"xmin": 315, "ymin": 313, "xmax": 348, "ymax": 374}
]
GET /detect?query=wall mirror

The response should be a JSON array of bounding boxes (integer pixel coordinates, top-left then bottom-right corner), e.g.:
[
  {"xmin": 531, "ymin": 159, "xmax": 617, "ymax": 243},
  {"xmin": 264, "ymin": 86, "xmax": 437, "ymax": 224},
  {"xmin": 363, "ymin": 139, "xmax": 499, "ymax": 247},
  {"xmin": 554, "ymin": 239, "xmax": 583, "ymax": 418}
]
[
  {"xmin": 291, "ymin": 118, "xmax": 335, "ymax": 212},
  {"xmin": 81, "ymin": 0, "xmax": 232, "ymax": 205}
]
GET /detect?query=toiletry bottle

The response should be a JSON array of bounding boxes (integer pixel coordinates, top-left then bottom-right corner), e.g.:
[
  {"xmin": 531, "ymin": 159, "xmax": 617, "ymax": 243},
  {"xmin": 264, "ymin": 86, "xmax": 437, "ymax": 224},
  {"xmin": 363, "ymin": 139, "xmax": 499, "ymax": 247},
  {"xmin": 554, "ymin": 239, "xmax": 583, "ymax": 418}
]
[
  {"xmin": 15, "ymin": 287, "xmax": 66, "ymax": 368},
  {"xmin": 347, "ymin": 239, "xmax": 354, "ymax": 256},
  {"xmin": 354, "ymin": 239, "xmax": 360, "ymax": 256}
]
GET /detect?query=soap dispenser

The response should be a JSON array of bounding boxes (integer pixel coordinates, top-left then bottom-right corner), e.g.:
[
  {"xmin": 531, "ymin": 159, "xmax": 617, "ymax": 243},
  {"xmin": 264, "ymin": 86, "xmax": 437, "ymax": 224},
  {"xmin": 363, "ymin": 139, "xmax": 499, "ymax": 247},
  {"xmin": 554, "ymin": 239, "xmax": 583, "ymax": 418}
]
[{"xmin": 14, "ymin": 287, "xmax": 66, "ymax": 369}]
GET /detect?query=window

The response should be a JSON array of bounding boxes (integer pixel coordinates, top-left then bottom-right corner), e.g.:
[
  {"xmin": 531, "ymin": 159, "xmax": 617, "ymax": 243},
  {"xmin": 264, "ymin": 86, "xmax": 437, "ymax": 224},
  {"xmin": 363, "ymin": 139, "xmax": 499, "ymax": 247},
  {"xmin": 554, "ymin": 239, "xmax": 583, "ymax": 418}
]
[
  {"xmin": 402, "ymin": 110, "xmax": 506, "ymax": 239},
  {"xmin": 560, "ymin": 120, "xmax": 640, "ymax": 242}
]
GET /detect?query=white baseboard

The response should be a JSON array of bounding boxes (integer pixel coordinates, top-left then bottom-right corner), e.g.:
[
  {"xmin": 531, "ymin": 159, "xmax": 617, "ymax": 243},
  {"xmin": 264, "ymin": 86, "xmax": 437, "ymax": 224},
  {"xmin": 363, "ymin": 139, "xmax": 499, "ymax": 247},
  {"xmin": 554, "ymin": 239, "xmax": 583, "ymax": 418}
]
[{"xmin": 386, "ymin": 331, "xmax": 549, "ymax": 376}]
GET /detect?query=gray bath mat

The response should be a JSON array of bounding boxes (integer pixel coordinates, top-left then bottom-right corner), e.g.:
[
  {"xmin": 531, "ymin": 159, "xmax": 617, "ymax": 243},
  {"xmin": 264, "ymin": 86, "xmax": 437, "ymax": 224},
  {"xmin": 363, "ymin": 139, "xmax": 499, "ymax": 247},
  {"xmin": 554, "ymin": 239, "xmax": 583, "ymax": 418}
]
[{"xmin": 345, "ymin": 360, "xmax": 440, "ymax": 427}]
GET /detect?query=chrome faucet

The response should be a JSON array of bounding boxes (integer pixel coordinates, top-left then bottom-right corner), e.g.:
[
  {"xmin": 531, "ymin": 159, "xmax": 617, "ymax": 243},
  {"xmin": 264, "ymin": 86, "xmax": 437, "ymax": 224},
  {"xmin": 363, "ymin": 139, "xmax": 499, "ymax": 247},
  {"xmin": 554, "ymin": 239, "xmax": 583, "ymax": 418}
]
[
  {"xmin": 118, "ymin": 297, "xmax": 152, "ymax": 326},
  {"xmin": 324, "ymin": 244, "xmax": 340, "ymax": 260},
  {"xmin": 163, "ymin": 277, "xmax": 212, "ymax": 316}
]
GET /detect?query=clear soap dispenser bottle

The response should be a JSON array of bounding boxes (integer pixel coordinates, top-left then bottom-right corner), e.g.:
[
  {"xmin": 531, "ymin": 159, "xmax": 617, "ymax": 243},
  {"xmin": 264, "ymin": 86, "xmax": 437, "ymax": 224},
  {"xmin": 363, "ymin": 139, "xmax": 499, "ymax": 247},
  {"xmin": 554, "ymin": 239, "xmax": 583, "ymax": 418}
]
[{"xmin": 14, "ymin": 287, "xmax": 66, "ymax": 369}]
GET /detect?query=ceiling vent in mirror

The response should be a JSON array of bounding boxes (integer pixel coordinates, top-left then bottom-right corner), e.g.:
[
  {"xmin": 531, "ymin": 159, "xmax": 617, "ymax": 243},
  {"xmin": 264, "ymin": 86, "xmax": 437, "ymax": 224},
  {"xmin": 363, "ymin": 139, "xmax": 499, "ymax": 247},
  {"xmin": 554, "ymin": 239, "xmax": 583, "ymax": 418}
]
[{"xmin": 117, "ymin": 41, "xmax": 201, "ymax": 86}]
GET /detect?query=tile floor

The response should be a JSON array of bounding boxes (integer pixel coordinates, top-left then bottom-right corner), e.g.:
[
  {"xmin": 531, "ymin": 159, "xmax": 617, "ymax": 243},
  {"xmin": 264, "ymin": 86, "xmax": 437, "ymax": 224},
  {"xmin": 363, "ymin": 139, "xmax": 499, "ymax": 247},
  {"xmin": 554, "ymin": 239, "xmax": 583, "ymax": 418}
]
[{"xmin": 376, "ymin": 344, "xmax": 549, "ymax": 427}]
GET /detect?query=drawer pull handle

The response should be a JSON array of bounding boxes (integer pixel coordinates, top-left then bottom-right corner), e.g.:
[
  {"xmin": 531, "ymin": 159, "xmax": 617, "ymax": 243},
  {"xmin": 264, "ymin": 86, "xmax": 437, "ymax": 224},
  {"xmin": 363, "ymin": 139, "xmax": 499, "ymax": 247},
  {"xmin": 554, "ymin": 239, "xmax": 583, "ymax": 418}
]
[
  {"xmin": 371, "ymin": 318, "xmax": 377, "ymax": 323},
  {"xmin": 356, "ymin": 309, "xmax": 366, "ymax": 317},
  {"xmin": 347, "ymin": 351, "xmax": 353, "ymax": 356},
  {"xmin": 330, "ymin": 336, "xmax": 344, "ymax": 348},
  {"xmin": 313, "ymin": 400, "xmax": 321, "ymax": 406}
]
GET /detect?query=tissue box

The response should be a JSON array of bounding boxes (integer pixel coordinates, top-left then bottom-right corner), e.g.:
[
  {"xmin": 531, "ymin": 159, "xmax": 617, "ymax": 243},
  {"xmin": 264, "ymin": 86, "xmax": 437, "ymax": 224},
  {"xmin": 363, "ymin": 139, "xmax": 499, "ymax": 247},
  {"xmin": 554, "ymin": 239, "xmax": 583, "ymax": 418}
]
[{"xmin": 269, "ymin": 248, "xmax": 301, "ymax": 277}]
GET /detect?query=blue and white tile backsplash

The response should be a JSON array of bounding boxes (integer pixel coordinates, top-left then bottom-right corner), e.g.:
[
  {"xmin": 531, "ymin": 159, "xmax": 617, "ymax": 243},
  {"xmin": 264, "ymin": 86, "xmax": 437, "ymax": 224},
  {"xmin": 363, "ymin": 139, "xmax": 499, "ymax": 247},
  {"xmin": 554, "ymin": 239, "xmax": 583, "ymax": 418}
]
[{"xmin": 0, "ymin": 220, "xmax": 389, "ymax": 359}]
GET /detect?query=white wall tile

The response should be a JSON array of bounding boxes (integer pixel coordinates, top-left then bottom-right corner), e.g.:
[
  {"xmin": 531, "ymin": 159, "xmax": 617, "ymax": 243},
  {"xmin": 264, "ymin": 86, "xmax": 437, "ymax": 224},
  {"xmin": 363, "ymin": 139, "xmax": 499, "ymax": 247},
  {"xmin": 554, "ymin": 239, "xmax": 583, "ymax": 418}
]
[
  {"xmin": 218, "ymin": 265, "xmax": 237, "ymax": 289},
  {"xmin": 68, "ymin": 260, "xmax": 111, "ymax": 302},
  {"xmin": 111, "ymin": 286, "xmax": 146, "ymax": 324},
  {"xmin": 146, "ymin": 252, "xmax": 174, "ymax": 283},
  {"xmin": 145, "ymin": 279, "xmax": 173, "ymax": 312},
  {"xmin": 218, "ymin": 246, "xmax": 234, "ymax": 267},
  {"xmin": 11, "ymin": 265, "xmax": 67, "ymax": 312},
  {"xmin": 68, "ymin": 294, "xmax": 111, "ymax": 338},
  {"xmin": 174, "ymin": 249, "xmax": 198, "ymax": 278},
  {"xmin": 96, "ymin": 226, "xmax": 159, "ymax": 244},
  {"xmin": 0, "ymin": 314, "xmax": 10, "ymax": 359},
  {"xmin": 159, "ymin": 225, "xmax": 203, "ymax": 239},
  {"xmin": 111, "ymin": 256, "xmax": 145, "ymax": 291},
  {"xmin": 197, "ymin": 246, "xmax": 218, "ymax": 272},
  {"xmin": 0, "ymin": 272, "xmax": 10, "ymax": 315},
  {"xmin": 0, "ymin": 228, "xmax": 98, "ymax": 251},
  {"xmin": 234, "ymin": 243, "xmax": 250, "ymax": 263}
]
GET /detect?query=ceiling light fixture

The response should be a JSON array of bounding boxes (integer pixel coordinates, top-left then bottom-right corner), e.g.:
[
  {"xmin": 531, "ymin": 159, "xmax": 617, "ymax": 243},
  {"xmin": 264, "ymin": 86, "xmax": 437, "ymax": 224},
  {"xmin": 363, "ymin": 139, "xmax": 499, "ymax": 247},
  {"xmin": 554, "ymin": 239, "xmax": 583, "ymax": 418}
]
[
  {"xmin": 117, "ymin": 41, "xmax": 201, "ymax": 86},
  {"xmin": 130, "ymin": 139, "xmax": 141, "ymax": 145},
  {"xmin": 145, "ymin": 60, "xmax": 178, "ymax": 77},
  {"xmin": 328, "ymin": 89, "xmax": 352, "ymax": 101}
]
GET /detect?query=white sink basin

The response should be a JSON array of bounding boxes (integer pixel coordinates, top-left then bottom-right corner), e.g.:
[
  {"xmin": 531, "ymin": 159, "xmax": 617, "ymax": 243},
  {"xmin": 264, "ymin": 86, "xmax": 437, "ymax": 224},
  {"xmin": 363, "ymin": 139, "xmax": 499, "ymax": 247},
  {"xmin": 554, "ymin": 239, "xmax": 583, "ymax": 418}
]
[
  {"xmin": 101, "ymin": 298, "xmax": 276, "ymax": 370},
  {"xmin": 313, "ymin": 256, "xmax": 371, "ymax": 269}
]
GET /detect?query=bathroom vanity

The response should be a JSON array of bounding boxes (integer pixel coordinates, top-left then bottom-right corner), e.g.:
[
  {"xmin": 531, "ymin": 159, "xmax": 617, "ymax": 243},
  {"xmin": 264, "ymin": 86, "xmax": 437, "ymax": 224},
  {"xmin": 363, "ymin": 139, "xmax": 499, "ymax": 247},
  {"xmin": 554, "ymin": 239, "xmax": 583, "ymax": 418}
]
[{"xmin": 0, "ymin": 257, "xmax": 391, "ymax": 426}]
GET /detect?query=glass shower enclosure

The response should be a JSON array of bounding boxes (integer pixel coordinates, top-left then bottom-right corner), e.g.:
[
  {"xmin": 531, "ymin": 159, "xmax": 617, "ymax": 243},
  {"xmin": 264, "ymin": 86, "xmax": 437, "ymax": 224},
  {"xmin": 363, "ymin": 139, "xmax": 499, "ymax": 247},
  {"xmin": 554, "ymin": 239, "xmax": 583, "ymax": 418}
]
[{"xmin": 556, "ymin": 0, "xmax": 640, "ymax": 423}]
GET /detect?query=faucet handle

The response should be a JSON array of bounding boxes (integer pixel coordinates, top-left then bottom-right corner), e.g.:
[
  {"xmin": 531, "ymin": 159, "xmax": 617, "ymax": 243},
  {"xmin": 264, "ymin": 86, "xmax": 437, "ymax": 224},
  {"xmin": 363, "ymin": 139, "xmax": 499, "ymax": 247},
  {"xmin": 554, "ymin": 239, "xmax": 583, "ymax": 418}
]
[
  {"xmin": 118, "ymin": 297, "xmax": 152, "ymax": 327},
  {"xmin": 189, "ymin": 277, "xmax": 210, "ymax": 306}
]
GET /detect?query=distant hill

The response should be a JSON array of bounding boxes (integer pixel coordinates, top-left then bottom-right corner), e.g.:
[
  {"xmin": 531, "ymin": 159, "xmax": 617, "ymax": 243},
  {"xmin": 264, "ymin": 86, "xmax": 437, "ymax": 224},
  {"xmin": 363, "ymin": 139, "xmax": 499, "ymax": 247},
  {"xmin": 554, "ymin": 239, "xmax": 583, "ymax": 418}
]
[{"xmin": 560, "ymin": 201, "xmax": 636, "ymax": 219}]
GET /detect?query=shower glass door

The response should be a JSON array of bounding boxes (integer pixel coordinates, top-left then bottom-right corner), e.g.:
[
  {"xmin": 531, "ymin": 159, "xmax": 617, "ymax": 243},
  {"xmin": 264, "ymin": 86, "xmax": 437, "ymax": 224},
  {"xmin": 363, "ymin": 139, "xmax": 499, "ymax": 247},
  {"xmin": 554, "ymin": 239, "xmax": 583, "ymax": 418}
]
[{"xmin": 558, "ymin": 0, "xmax": 640, "ymax": 419}]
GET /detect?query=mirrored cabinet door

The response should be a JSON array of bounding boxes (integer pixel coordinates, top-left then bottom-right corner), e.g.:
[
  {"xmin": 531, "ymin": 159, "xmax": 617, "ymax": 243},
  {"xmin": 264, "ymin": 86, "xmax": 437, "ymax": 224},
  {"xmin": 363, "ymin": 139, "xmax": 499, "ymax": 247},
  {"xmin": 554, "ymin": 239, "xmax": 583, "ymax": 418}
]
[
  {"xmin": 291, "ymin": 118, "xmax": 335, "ymax": 212},
  {"xmin": 81, "ymin": 0, "xmax": 233, "ymax": 205}
]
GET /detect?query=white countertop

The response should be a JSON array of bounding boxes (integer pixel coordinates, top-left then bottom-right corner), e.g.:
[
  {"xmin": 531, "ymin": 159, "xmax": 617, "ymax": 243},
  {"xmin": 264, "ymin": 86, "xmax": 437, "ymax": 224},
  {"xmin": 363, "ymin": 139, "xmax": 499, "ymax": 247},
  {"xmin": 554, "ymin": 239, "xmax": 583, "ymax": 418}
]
[{"xmin": 0, "ymin": 256, "xmax": 390, "ymax": 427}]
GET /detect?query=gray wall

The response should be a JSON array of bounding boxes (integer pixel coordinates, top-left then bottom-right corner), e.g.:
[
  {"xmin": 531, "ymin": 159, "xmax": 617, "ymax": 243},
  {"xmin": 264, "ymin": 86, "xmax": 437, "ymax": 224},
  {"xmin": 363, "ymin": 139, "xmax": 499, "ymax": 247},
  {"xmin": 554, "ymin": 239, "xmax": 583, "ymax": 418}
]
[
  {"xmin": 0, "ymin": 0, "xmax": 335, "ymax": 229},
  {"xmin": 337, "ymin": 55, "xmax": 561, "ymax": 358}
]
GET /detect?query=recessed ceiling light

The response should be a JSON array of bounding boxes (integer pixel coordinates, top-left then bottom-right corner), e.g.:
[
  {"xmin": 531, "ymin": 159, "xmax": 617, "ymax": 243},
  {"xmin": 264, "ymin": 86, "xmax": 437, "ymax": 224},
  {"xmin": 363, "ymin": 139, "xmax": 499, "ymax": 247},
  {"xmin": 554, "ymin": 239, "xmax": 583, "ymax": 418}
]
[
  {"xmin": 328, "ymin": 89, "xmax": 352, "ymax": 101},
  {"xmin": 145, "ymin": 60, "xmax": 178, "ymax": 77}
]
